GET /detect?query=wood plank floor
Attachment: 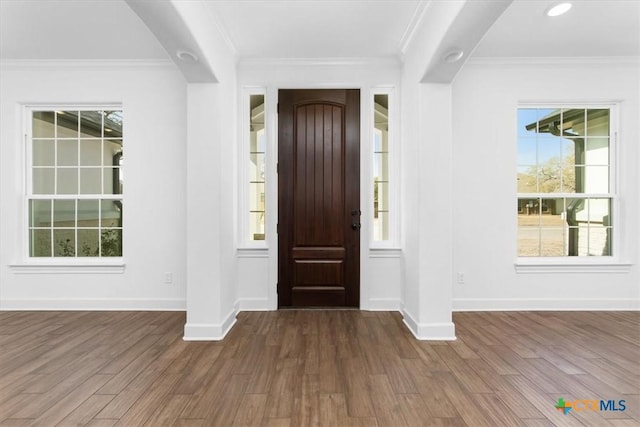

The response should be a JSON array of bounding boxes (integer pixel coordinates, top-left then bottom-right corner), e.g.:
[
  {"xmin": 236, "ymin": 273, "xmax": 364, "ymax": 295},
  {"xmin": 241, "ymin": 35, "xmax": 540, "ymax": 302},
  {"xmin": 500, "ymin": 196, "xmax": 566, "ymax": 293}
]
[{"xmin": 0, "ymin": 310, "xmax": 638, "ymax": 426}]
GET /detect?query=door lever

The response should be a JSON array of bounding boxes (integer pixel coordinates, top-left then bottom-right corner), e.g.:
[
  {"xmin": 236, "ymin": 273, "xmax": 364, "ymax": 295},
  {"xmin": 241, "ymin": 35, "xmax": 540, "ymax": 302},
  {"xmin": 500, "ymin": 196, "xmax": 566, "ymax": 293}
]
[{"xmin": 351, "ymin": 222, "xmax": 361, "ymax": 230}]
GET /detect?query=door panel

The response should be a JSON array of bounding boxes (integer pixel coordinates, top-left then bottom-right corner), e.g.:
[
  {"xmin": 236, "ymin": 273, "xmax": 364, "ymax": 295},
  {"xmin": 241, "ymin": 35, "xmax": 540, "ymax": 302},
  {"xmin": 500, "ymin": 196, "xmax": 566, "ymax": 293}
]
[{"xmin": 278, "ymin": 89, "xmax": 360, "ymax": 308}]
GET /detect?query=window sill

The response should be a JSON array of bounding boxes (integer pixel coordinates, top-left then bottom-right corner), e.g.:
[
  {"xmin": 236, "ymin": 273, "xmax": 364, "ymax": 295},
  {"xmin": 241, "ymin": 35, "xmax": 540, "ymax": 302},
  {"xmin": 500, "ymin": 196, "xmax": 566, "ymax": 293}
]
[
  {"xmin": 9, "ymin": 260, "xmax": 125, "ymax": 274},
  {"xmin": 237, "ymin": 247, "xmax": 269, "ymax": 258},
  {"xmin": 369, "ymin": 247, "xmax": 402, "ymax": 258},
  {"xmin": 515, "ymin": 259, "xmax": 632, "ymax": 274}
]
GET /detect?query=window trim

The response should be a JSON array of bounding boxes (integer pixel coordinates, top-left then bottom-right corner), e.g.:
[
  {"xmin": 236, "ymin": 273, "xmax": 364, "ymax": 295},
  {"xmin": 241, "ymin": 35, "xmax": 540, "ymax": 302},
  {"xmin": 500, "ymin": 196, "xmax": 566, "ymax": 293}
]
[
  {"xmin": 17, "ymin": 104, "xmax": 124, "ymax": 266},
  {"xmin": 515, "ymin": 102, "xmax": 623, "ymax": 267}
]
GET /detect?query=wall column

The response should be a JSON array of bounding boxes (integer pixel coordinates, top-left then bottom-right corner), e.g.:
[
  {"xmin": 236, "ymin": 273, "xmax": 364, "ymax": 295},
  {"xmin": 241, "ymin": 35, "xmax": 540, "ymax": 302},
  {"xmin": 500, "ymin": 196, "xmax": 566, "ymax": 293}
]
[
  {"xmin": 184, "ymin": 83, "xmax": 236, "ymax": 340},
  {"xmin": 401, "ymin": 82, "xmax": 455, "ymax": 340}
]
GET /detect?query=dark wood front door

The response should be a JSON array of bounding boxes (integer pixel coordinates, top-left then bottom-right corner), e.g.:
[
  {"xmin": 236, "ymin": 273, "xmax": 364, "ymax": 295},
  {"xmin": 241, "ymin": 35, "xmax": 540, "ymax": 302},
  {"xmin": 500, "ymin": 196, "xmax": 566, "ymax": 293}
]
[{"xmin": 278, "ymin": 89, "xmax": 360, "ymax": 308}]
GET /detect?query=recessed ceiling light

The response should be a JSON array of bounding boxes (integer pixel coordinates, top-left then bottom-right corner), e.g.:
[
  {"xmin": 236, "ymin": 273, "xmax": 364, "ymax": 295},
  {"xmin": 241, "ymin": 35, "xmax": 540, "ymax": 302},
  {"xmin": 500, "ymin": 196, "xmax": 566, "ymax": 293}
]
[
  {"xmin": 443, "ymin": 49, "xmax": 464, "ymax": 63},
  {"xmin": 546, "ymin": 2, "xmax": 572, "ymax": 17},
  {"xmin": 176, "ymin": 50, "xmax": 198, "ymax": 63}
]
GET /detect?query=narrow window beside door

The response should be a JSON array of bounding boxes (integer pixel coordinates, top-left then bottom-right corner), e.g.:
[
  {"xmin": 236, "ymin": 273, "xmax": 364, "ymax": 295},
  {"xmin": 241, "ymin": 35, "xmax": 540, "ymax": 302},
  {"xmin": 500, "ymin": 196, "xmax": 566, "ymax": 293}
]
[
  {"xmin": 373, "ymin": 94, "xmax": 390, "ymax": 241},
  {"xmin": 248, "ymin": 94, "xmax": 266, "ymax": 241}
]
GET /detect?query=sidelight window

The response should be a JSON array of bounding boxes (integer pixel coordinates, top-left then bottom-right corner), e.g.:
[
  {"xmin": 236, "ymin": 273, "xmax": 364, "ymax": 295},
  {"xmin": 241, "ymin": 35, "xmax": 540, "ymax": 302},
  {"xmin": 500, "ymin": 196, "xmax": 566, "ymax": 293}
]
[
  {"xmin": 373, "ymin": 93, "xmax": 390, "ymax": 242},
  {"xmin": 517, "ymin": 106, "xmax": 615, "ymax": 257},
  {"xmin": 27, "ymin": 107, "xmax": 123, "ymax": 258},
  {"xmin": 245, "ymin": 91, "xmax": 266, "ymax": 242}
]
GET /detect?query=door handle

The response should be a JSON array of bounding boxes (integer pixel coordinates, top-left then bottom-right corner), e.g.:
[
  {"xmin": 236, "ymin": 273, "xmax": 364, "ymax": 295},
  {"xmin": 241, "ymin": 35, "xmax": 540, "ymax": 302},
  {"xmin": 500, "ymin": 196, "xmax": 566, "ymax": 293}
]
[{"xmin": 351, "ymin": 222, "xmax": 361, "ymax": 230}]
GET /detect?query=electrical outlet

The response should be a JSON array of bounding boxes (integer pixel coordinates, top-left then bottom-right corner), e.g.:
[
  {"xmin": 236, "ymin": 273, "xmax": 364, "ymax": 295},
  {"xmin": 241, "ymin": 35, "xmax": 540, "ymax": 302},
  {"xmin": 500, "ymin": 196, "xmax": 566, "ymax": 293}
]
[
  {"xmin": 164, "ymin": 272, "xmax": 173, "ymax": 284},
  {"xmin": 457, "ymin": 272, "xmax": 465, "ymax": 284}
]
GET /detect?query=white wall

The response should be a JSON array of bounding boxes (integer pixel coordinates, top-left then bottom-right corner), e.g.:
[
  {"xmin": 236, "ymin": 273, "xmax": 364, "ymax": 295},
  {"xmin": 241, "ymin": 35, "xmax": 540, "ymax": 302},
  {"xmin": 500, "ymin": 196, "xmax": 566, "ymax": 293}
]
[
  {"xmin": 236, "ymin": 59, "xmax": 404, "ymax": 311},
  {"xmin": 0, "ymin": 61, "xmax": 188, "ymax": 310},
  {"xmin": 452, "ymin": 59, "xmax": 640, "ymax": 310}
]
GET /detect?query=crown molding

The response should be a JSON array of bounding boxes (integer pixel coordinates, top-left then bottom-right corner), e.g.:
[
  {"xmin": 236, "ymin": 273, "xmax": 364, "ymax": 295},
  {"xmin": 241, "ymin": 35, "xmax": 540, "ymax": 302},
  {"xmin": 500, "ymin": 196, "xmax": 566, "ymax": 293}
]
[
  {"xmin": 399, "ymin": 0, "xmax": 431, "ymax": 56},
  {"xmin": 238, "ymin": 56, "xmax": 402, "ymax": 69},
  {"xmin": 466, "ymin": 56, "xmax": 640, "ymax": 66},
  {"xmin": 0, "ymin": 59, "xmax": 175, "ymax": 70}
]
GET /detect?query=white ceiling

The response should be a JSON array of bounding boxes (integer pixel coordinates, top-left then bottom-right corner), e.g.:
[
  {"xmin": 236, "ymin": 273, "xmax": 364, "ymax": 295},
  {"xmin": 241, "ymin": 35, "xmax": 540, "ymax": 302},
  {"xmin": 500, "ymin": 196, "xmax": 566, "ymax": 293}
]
[
  {"xmin": 0, "ymin": 0, "xmax": 638, "ymax": 61},
  {"xmin": 472, "ymin": 0, "xmax": 640, "ymax": 58},
  {"xmin": 0, "ymin": 0, "xmax": 168, "ymax": 60},
  {"xmin": 204, "ymin": 0, "xmax": 422, "ymax": 58}
]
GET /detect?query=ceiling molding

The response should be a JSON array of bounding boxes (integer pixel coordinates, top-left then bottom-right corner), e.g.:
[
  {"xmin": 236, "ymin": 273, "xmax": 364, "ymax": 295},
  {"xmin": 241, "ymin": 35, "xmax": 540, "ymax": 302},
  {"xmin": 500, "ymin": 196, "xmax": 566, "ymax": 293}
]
[
  {"xmin": 466, "ymin": 56, "xmax": 640, "ymax": 66},
  {"xmin": 203, "ymin": 4, "xmax": 238, "ymax": 58},
  {"xmin": 238, "ymin": 56, "xmax": 402, "ymax": 68},
  {"xmin": 399, "ymin": 0, "xmax": 431, "ymax": 56},
  {"xmin": 0, "ymin": 59, "xmax": 175, "ymax": 70}
]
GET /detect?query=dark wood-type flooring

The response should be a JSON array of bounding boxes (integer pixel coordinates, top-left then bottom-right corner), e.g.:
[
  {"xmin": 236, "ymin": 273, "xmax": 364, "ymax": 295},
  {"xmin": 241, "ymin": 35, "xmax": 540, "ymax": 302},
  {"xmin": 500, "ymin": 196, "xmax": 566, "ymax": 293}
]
[{"xmin": 0, "ymin": 310, "xmax": 638, "ymax": 426}]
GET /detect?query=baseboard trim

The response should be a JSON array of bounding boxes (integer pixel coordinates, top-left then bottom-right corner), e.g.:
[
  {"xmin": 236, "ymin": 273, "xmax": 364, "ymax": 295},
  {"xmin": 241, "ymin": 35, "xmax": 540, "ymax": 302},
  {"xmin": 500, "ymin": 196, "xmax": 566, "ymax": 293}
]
[
  {"xmin": 401, "ymin": 309, "xmax": 456, "ymax": 341},
  {"xmin": 183, "ymin": 308, "xmax": 238, "ymax": 341},
  {"xmin": 453, "ymin": 298, "xmax": 640, "ymax": 311},
  {"xmin": 0, "ymin": 298, "xmax": 186, "ymax": 311}
]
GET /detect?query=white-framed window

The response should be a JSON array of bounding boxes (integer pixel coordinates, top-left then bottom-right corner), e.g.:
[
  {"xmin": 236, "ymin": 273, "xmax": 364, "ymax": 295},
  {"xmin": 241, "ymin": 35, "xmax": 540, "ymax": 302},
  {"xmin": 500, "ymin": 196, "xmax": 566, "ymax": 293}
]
[
  {"xmin": 517, "ymin": 105, "xmax": 616, "ymax": 258},
  {"xmin": 241, "ymin": 88, "xmax": 267, "ymax": 245},
  {"xmin": 371, "ymin": 89, "xmax": 398, "ymax": 246},
  {"xmin": 25, "ymin": 106, "xmax": 123, "ymax": 259}
]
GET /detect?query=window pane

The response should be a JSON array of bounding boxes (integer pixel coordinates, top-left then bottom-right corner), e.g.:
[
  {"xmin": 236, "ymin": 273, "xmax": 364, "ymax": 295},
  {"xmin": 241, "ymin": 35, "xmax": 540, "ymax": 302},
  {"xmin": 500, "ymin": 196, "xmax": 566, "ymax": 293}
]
[
  {"xmin": 561, "ymin": 109, "xmax": 585, "ymax": 136},
  {"xmin": 249, "ymin": 153, "xmax": 266, "ymax": 182},
  {"xmin": 54, "ymin": 229, "xmax": 75, "ymax": 257},
  {"xmin": 517, "ymin": 138, "xmax": 536, "ymax": 165},
  {"xmin": 101, "ymin": 229, "xmax": 122, "ymax": 256},
  {"xmin": 518, "ymin": 227, "xmax": 540, "ymax": 256},
  {"xmin": 57, "ymin": 139, "xmax": 78, "ymax": 166},
  {"xmin": 249, "ymin": 95, "xmax": 265, "ymax": 242},
  {"xmin": 56, "ymin": 111, "xmax": 78, "ymax": 138},
  {"xmin": 587, "ymin": 198, "xmax": 611, "ymax": 225},
  {"xmin": 80, "ymin": 139, "xmax": 102, "ymax": 166},
  {"xmin": 517, "ymin": 166, "xmax": 537, "ymax": 193},
  {"xmin": 78, "ymin": 229, "xmax": 100, "ymax": 257},
  {"xmin": 30, "ymin": 229, "xmax": 52, "ymax": 257},
  {"xmin": 57, "ymin": 168, "xmax": 78, "ymax": 194},
  {"xmin": 80, "ymin": 111, "xmax": 103, "ymax": 137},
  {"xmin": 104, "ymin": 111, "xmax": 123, "ymax": 138},
  {"xmin": 586, "ymin": 109, "xmax": 609, "ymax": 137},
  {"xmin": 106, "ymin": 140, "xmax": 123, "ymax": 162},
  {"xmin": 373, "ymin": 152, "xmax": 389, "ymax": 180},
  {"xmin": 517, "ymin": 198, "xmax": 540, "ymax": 255},
  {"xmin": 30, "ymin": 199, "xmax": 52, "ymax": 227},
  {"xmin": 540, "ymin": 228, "xmax": 565, "ymax": 257},
  {"xmin": 53, "ymin": 199, "xmax": 75, "ymax": 227},
  {"xmin": 249, "ymin": 182, "xmax": 265, "ymax": 213},
  {"xmin": 585, "ymin": 138, "xmax": 609, "ymax": 166},
  {"xmin": 101, "ymin": 200, "xmax": 122, "ymax": 227},
  {"xmin": 373, "ymin": 210, "xmax": 389, "ymax": 241},
  {"xmin": 33, "ymin": 111, "xmax": 55, "ymax": 138},
  {"xmin": 249, "ymin": 211, "xmax": 265, "ymax": 240},
  {"xmin": 103, "ymin": 168, "xmax": 118, "ymax": 194},
  {"xmin": 584, "ymin": 166, "xmax": 609, "ymax": 193},
  {"xmin": 587, "ymin": 223, "xmax": 610, "ymax": 256},
  {"xmin": 79, "ymin": 168, "xmax": 102, "ymax": 194},
  {"xmin": 375, "ymin": 180, "xmax": 389, "ymax": 211},
  {"xmin": 33, "ymin": 140, "xmax": 55, "ymax": 166},
  {"xmin": 518, "ymin": 108, "xmax": 555, "ymax": 137},
  {"xmin": 33, "ymin": 168, "xmax": 55, "ymax": 194},
  {"xmin": 78, "ymin": 199, "xmax": 99, "ymax": 227},
  {"xmin": 373, "ymin": 94, "xmax": 389, "ymax": 242}
]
